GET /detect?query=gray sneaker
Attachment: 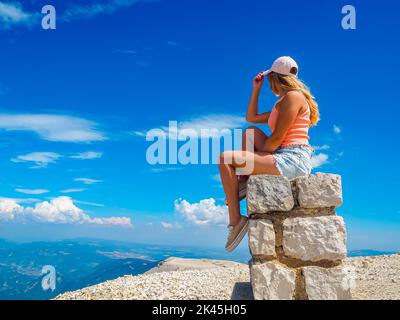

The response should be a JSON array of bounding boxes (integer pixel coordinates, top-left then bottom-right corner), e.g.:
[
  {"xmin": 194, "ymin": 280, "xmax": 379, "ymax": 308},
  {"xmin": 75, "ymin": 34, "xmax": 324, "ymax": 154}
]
[{"xmin": 225, "ymin": 215, "xmax": 249, "ymax": 252}]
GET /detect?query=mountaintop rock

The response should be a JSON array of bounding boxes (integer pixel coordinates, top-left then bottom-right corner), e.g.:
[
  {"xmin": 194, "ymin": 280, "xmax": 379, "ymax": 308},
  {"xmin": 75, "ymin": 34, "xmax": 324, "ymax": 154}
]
[{"xmin": 54, "ymin": 254, "xmax": 400, "ymax": 300}]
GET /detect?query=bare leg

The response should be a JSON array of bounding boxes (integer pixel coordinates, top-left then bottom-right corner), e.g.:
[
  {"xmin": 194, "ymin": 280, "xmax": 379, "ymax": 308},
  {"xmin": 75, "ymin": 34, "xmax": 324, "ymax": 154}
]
[
  {"xmin": 219, "ymin": 150, "xmax": 280, "ymax": 226},
  {"xmin": 219, "ymin": 153, "xmax": 241, "ymax": 226},
  {"xmin": 239, "ymin": 126, "xmax": 269, "ymax": 183}
]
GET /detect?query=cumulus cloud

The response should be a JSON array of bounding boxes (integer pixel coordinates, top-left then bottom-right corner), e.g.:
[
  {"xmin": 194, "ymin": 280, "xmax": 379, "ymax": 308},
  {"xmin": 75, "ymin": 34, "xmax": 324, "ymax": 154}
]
[
  {"xmin": 311, "ymin": 153, "xmax": 329, "ymax": 168},
  {"xmin": 11, "ymin": 152, "xmax": 61, "ymax": 168},
  {"xmin": 0, "ymin": 196, "xmax": 132, "ymax": 226},
  {"xmin": 70, "ymin": 151, "xmax": 103, "ymax": 160},
  {"xmin": 15, "ymin": 188, "xmax": 49, "ymax": 195},
  {"xmin": 74, "ymin": 178, "xmax": 103, "ymax": 185},
  {"xmin": 174, "ymin": 198, "xmax": 228, "ymax": 226},
  {"xmin": 0, "ymin": 1, "xmax": 37, "ymax": 28},
  {"xmin": 0, "ymin": 113, "xmax": 105, "ymax": 142}
]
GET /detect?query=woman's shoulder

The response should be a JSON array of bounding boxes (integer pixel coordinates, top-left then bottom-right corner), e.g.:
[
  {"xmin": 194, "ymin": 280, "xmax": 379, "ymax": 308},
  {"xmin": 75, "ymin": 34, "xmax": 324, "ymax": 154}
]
[
  {"xmin": 277, "ymin": 90, "xmax": 305, "ymax": 112},
  {"xmin": 284, "ymin": 90, "xmax": 305, "ymax": 101}
]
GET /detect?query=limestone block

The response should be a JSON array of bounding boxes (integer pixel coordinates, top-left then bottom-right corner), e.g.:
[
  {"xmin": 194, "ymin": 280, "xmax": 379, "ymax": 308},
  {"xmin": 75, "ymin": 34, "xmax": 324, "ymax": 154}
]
[
  {"xmin": 250, "ymin": 261, "xmax": 296, "ymax": 300},
  {"xmin": 295, "ymin": 173, "xmax": 342, "ymax": 208},
  {"xmin": 248, "ymin": 219, "xmax": 276, "ymax": 256},
  {"xmin": 247, "ymin": 175, "xmax": 294, "ymax": 214},
  {"xmin": 283, "ymin": 216, "xmax": 347, "ymax": 262},
  {"xmin": 302, "ymin": 266, "xmax": 354, "ymax": 300}
]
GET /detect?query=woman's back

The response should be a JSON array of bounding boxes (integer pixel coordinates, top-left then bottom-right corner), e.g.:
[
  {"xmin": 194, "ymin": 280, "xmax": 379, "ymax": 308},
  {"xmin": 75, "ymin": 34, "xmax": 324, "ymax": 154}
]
[{"xmin": 268, "ymin": 93, "xmax": 311, "ymax": 147}]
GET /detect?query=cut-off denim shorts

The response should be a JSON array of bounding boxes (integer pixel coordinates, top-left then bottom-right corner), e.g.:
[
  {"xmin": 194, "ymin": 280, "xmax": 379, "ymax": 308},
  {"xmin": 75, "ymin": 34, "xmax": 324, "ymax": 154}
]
[{"xmin": 273, "ymin": 145, "xmax": 313, "ymax": 180}]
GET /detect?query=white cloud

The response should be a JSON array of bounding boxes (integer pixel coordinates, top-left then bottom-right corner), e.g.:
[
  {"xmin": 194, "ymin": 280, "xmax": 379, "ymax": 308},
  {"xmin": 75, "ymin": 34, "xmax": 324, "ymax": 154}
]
[
  {"xmin": 0, "ymin": 197, "xmax": 39, "ymax": 204},
  {"xmin": 15, "ymin": 188, "xmax": 49, "ymax": 195},
  {"xmin": 160, "ymin": 221, "xmax": 181, "ymax": 229},
  {"xmin": 62, "ymin": 0, "xmax": 149, "ymax": 22},
  {"xmin": 11, "ymin": 152, "xmax": 61, "ymax": 168},
  {"xmin": 0, "ymin": 196, "xmax": 132, "ymax": 227},
  {"xmin": 174, "ymin": 198, "xmax": 228, "ymax": 226},
  {"xmin": 167, "ymin": 41, "xmax": 178, "ymax": 46},
  {"xmin": 1, "ymin": 1, "xmax": 154, "ymax": 30},
  {"xmin": 312, "ymin": 144, "xmax": 330, "ymax": 151},
  {"xmin": 161, "ymin": 221, "xmax": 173, "ymax": 228},
  {"xmin": 70, "ymin": 151, "xmax": 103, "ymax": 160},
  {"xmin": 74, "ymin": 178, "xmax": 103, "ymax": 185},
  {"xmin": 74, "ymin": 200, "xmax": 104, "ymax": 207},
  {"xmin": 60, "ymin": 188, "xmax": 86, "ymax": 193},
  {"xmin": 134, "ymin": 114, "xmax": 245, "ymax": 139},
  {"xmin": 133, "ymin": 130, "xmax": 146, "ymax": 137},
  {"xmin": 333, "ymin": 125, "xmax": 342, "ymax": 134},
  {"xmin": 0, "ymin": 1, "xmax": 36, "ymax": 28},
  {"xmin": 311, "ymin": 153, "xmax": 329, "ymax": 168},
  {"xmin": 0, "ymin": 113, "xmax": 105, "ymax": 143}
]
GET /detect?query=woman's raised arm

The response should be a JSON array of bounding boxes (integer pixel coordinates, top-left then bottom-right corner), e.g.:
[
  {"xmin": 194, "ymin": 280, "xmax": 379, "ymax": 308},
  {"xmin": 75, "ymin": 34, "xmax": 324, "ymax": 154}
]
[{"xmin": 246, "ymin": 72, "xmax": 271, "ymax": 124}]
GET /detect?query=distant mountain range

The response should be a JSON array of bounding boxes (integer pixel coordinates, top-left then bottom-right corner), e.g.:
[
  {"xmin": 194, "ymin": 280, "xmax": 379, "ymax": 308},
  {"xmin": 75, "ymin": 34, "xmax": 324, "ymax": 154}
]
[
  {"xmin": 0, "ymin": 238, "xmax": 249, "ymax": 300},
  {"xmin": 347, "ymin": 249, "xmax": 397, "ymax": 257},
  {"xmin": 0, "ymin": 238, "xmax": 397, "ymax": 300}
]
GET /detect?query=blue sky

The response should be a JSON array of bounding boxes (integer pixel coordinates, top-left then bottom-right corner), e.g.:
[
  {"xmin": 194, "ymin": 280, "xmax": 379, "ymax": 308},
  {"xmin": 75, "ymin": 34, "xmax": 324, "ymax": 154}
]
[{"xmin": 0, "ymin": 0, "xmax": 399, "ymax": 251}]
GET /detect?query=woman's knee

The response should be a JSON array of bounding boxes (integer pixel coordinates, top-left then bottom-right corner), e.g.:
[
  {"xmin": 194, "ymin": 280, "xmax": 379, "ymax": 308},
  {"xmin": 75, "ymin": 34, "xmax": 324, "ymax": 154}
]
[
  {"xmin": 243, "ymin": 126, "xmax": 258, "ymax": 136},
  {"xmin": 219, "ymin": 151, "xmax": 227, "ymax": 164},
  {"xmin": 219, "ymin": 151, "xmax": 234, "ymax": 165}
]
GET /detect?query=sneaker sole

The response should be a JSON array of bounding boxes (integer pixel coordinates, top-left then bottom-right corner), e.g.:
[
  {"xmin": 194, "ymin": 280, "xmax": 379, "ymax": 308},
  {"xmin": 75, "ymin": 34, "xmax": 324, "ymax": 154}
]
[{"xmin": 225, "ymin": 219, "xmax": 249, "ymax": 252}]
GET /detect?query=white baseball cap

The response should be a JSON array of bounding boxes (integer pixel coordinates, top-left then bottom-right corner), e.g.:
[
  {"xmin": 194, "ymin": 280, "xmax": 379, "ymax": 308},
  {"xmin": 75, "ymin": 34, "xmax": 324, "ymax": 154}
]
[{"xmin": 263, "ymin": 56, "xmax": 299, "ymax": 77}]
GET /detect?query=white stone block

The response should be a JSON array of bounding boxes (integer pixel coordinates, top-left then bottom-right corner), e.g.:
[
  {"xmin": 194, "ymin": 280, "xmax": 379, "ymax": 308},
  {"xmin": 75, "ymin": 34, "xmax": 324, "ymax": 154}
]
[
  {"xmin": 295, "ymin": 173, "xmax": 342, "ymax": 208},
  {"xmin": 302, "ymin": 266, "xmax": 354, "ymax": 300},
  {"xmin": 283, "ymin": 216, "xmax": 347, "ymax": 262},
  {"xmin": 248, "ymin": 219, "xmax": 276, "ymax": 256},
  {"xmin": 250, "ymin": 261, "xmax": 296, "ymax": 300},
  {"xmin": 247, "ymin": 175, "xmax": 294, "ymax": 213}
]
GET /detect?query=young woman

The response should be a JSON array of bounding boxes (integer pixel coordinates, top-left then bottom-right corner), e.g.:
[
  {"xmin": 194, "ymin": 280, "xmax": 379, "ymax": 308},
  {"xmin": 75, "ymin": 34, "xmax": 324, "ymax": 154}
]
[{"xmin": 219, "ymin": 56, "xmax": 319, "ymax": 252}]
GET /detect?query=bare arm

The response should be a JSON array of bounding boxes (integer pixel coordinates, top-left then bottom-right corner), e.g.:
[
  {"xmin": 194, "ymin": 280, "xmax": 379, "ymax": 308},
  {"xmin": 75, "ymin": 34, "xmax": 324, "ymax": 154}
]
[
  {"xmin": 246, "ymin": 72, "xmax": 271, "ymax": 124},
  {"xmin": 262, "ymin": 91, "xmax": 303, "ymax": 153}
]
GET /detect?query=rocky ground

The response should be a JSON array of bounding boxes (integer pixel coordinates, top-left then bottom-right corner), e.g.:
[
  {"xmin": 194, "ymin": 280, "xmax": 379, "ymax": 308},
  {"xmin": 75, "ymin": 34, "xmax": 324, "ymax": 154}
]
[
  {"xmin": 343, "ymin": 254, "xmax": 400, "ymax": 300},
  {"xmin": 55, "ymin": 254, "xmax": 400, "ymax": 300}
]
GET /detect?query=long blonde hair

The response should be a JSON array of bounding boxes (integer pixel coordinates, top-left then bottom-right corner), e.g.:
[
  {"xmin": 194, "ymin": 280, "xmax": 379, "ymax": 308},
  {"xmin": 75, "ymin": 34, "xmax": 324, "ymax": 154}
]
[{"xmin": 267, "ymin": 72, "xmax": 320, "ymax": 126}]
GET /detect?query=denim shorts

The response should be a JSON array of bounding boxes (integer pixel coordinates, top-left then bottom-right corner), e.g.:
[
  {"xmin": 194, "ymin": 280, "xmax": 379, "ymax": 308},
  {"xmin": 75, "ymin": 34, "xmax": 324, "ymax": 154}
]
[{"xmin": 273, "ymin": 145, "xmax": 313, "ymax": 179}]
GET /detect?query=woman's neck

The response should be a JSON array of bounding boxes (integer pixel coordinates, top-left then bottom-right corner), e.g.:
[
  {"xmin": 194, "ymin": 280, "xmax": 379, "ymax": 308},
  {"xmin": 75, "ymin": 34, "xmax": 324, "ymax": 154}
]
[{"xmin": 279, "ymin": 90, "xmax": 287, "ymax": 97}]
